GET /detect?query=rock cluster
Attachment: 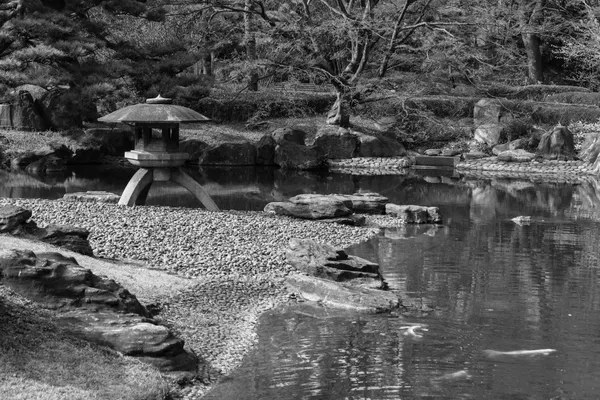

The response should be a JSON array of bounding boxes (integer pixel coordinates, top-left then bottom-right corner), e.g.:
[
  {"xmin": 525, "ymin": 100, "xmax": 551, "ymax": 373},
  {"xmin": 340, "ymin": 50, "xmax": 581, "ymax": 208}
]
[
  {"xmin": 183, "ymin": 126, "xmax": 406, "ymax": 170},
  {"xmin": 0, "ymin": 249, "xmax": 198, "ymax": 375},
  {"xmin": 0, "ymin": 205, "xmax": 93, "ymax": 255},
  {"xmin": 286, "ymin": 238, "xmax": 386, "ymax": 290},
  {"xmin": 285, "ymin": 238, "xmax": 421, "ymax": 313},
  {"xmin": 265, "ymin": 192, "xmax": 442, "ymax": 225}
]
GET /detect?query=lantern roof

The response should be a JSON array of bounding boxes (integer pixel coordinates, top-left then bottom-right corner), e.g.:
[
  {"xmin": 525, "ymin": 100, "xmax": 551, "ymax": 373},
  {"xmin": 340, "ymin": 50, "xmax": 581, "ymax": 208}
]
[{"xmin": 98, "ymin": 95, "xmax": 210, "ymax": 124}]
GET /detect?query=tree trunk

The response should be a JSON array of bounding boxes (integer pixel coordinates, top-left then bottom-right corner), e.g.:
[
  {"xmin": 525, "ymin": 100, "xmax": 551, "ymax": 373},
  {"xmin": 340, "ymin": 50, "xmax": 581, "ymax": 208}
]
[
  {"xmin": 244, "ymin": 0, "xmax": 258, "ymax": 91},
  {"xmin": 202, "ymin": 54, "xmax": 212, "ymax": 76},
  {"xmin": 520, "ymin": 0, "xmax": 546, "ymax": 83},
  {"xmin": 326, "ymin": 82, "xmax": 350, "ymax": 127},
  {"xmin": 522, "ymin": 32, "xmax": 543, "ymax": 83}
]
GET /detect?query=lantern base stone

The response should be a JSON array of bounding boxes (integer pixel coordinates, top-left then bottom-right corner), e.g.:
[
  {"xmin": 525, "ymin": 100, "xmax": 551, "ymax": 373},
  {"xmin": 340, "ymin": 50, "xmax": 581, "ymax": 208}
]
[{"xmin": 125, "ymin": 151, "xmax": 189, "ymax": 168}]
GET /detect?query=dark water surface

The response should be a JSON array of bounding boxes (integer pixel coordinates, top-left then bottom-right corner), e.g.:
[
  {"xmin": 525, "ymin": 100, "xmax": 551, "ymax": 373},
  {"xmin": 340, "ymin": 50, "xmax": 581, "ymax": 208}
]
[{"xmin": 4, "ymin": 166, "xmax": 600, "ymax": 399}]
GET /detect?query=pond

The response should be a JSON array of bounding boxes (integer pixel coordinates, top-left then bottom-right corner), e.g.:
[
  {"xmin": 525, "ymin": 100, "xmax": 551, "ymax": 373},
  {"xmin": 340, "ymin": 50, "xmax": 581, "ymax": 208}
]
[{"xmin": 3, "ymin": 166, "xmax": 600, "ymax": 399}]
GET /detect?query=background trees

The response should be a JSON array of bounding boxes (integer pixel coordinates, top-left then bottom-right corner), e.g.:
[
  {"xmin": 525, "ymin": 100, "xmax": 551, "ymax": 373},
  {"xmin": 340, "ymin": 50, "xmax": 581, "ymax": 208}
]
[{"xmin": 2, "ymin": 0, "xmax": 600, "ymax": 127}]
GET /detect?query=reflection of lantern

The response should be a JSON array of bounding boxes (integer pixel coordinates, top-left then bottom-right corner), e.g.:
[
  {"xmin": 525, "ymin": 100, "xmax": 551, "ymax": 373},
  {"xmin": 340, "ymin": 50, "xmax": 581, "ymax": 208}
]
[{"xmin": 98, "ymin": 95, "xmax": 218, "ymax": 210}]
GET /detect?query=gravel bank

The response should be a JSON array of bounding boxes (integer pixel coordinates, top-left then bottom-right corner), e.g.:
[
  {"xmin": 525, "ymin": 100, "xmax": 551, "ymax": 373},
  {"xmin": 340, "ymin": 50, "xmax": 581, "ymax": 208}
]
[{"xmin": 0, "ymin": 197, "xmax": 380, "ymax": 399}]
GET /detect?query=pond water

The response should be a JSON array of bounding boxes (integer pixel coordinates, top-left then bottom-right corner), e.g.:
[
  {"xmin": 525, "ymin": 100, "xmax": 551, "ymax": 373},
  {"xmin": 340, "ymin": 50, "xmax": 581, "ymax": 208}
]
[{"xmin": 4, "ymin": 166, "xmax": 600, "ymax": 399}]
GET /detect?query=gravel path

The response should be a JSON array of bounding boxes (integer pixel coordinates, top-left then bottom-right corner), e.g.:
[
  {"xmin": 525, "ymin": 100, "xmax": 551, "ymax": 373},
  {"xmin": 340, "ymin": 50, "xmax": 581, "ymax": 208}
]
[{"xmin": 0, "ymin": 198, "xmax": 380, "ymax": 399}]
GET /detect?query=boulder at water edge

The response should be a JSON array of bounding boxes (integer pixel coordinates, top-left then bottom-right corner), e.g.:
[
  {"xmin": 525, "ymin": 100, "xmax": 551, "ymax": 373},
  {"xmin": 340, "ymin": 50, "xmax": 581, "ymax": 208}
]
[
  {"xmin": 308, "ymin": 126, "xmax": 358, "ymax": 160},
  {"xmin": 354, "ymin": 132, "xmax": 406, "ymax": 158},
  {"xmin": 198, "ymin": 141, "xmax": 257, "ymax": 165},
  {"xmin": 285, "ymin": 238, "xmax": 399, "ymax": 313},
  {"xmin": 265, "ymin": 194, "xmax": 352, "ymax": 219},
  {"xmin": 536, "ymin": 124, "xmax": 575, "ymax": 161},
  {"xmin": 264, "ymin": 193, "xmax": 388, "ymax": 220},
  {"xmin": 286, "ymin": 274, "xmax": 400, "ymax": 313},
  {"xmin": 385, "ymin": 204, "xmax": 442, "ymax": 224},
  {"xmin": 286, "ymin": 238, "xmax": 386, "ymax": 290}
]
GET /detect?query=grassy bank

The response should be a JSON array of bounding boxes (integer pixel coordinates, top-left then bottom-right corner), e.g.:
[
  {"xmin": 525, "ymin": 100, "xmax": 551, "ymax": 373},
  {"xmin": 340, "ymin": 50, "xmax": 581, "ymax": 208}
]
[{"xmin": 0, "ymin": 286, "xmax": 169, "ymax": 400}]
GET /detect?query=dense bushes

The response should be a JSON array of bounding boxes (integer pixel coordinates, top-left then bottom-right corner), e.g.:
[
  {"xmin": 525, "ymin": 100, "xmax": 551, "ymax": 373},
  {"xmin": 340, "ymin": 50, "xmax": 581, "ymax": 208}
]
[{"xmin": 194, "ymin": 90, "xmax": 335, "ymax": 123}]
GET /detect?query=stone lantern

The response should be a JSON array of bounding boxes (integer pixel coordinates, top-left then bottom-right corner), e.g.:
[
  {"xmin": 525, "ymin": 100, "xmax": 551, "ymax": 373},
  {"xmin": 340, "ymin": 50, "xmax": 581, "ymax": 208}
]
[{"xmin": 98, "ymin": 95, "xmax": 218, "ymax": 210}]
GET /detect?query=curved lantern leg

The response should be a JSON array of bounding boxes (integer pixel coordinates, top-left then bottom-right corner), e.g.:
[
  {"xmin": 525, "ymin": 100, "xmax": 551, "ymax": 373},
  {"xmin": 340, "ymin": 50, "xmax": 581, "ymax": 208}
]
[
  {"xmin": 170, "ymin": 168, "xmax": 219, "ymax": 211},
  {"xmin": 135, "ymin": 184, "xmax": 152, "ymax": 205},
  {"xmin": 119, "ymin": 168, "xmax": 154, "ymax": 206}
]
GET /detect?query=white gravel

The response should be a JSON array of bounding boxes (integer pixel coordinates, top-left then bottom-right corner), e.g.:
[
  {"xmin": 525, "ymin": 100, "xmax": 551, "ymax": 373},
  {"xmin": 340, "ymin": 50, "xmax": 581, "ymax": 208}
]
[{"xmin": 0, "ymin": 197, "xmax": 381, "ymax": 399}]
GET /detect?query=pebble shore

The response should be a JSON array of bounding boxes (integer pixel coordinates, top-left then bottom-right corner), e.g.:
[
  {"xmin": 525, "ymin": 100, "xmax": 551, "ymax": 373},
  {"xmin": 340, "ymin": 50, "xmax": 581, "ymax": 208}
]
[
  {"xmin": 0, "ymin": 197, "xmax": 382, "ymax": 399},
  {"xmin": 329, "ymin": 156, "xmax": 596, "ymax": 181}
]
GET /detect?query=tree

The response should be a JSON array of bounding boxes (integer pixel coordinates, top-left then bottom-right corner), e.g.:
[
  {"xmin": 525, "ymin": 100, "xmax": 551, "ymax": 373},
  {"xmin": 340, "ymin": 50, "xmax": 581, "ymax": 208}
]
[
  {"xmin": 244, "ymin": 0, "xmax": 259, "ymax": 90},
  {"xmin": 519, "ymin": 0, "xmax": 546, "ymax": 83},
  {"xmin": 552, "ymin": 0, "xmax": 600, "ymax": 88},
  {"xmin": 254, "ymin": 0, "xmax": 457, "ymax": 125},
  {"xmin": 0, "ymin": 0, "xmax": 222, "ymax": 121}
]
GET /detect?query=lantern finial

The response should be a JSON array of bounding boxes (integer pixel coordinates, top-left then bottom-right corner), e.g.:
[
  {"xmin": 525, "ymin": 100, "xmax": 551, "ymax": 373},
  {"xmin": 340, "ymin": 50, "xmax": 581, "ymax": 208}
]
[{"xmin": 146, "ymin": 94, "xmax": 172, "ymax": 104}]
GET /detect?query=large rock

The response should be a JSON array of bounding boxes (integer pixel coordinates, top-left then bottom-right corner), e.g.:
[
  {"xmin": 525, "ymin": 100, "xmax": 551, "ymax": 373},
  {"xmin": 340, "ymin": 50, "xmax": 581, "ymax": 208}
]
[
  {"xmin": 0, "ymin": 206, "xmax": 32, "ymax": 233},
  {"xmin": 0, "ymin": 206, "xmax": 94, "ymax": 256},
  {"xmin": 0, "ymin": 250, "xmax": 198, "ymax": 375},
  {"xmin": 536, "ymin": 124, "xmax": 575, "ymax": 161},
  {"xmin": 265, "ymin": 194, "xmax": 352, "ymax": 219},
  {"xmin": 198, "ymin": 141, "xmax": 257, "ymax": 165},
  {"xmin": 40, "ymin": 224, "xmax": 94, "ymax": 256},
  {"xmin": 334, "ymin": 192, "xmax": 389, "ymax": 214},
  {"xmin": 354, "ymin": 132, "xmax": 406, "ymax": 157},
  {"xmin": 286, "ymin": 274, "xmax": 399, "ymax": 313},
  {"xmin": 25, "ymin": 154, "xmax": 68, "ymax": 174},
  {"xmin": 286, "ymin": 238, "xmax": 384, "ymax": 290},
  {"xmin": 309, "ymin": 126, "xmax": 358, "ymax": 160},
  {"xmin": 272, "ymin": 127, "xmax": 307, "ymax": 145},
  {"xmin": 255, "ymin": 135, "xmax": 276, "ymax": 165},
  {"xmin": 474, "ymin": 123, "xmax": 504, "ymax": 146},
  {"xmin": 58, "ymin": 311, "xmax": 198, "ymax": 373},
  {"xmin": 385, "ymin": 204, "xmax": 442, "ymax": 224},
  {"xmin": 11, "ymin": 90, "xmax": 48, "ymax": 131},
  {"xmin": 179, "ymin": 138, "xmax": 210, "ymax": 163},
  {"xmin": 274, "ymin": 140, "xmax": 324, "ymax": 170},
  {"xmin": 0, "ymin": 249, "xmax": 146, "ymax": 314}
]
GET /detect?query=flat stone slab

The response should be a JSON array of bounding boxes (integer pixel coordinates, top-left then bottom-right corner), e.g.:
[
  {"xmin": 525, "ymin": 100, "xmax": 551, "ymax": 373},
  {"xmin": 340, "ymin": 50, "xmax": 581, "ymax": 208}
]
[
  {"xmin": 415, "ymin": 155, "xmax": 459, "ymax": 167},
  {"xmin": 63, "ymin": 191, "xmax": 120, "ymax": 204},
  {"xmin": 286, "ymin": 273, "xmax": 400, "ymax": 313}
]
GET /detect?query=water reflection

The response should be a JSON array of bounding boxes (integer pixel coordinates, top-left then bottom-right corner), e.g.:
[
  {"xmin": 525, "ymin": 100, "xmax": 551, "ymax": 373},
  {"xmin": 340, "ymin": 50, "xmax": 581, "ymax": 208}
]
[
  {"xmin": 194, "ymin": 172, "xmax": 600, "ymax": 400},
  {"xmin": 5, "ymin": 166, "xmax": 600, "ymax": 398}
]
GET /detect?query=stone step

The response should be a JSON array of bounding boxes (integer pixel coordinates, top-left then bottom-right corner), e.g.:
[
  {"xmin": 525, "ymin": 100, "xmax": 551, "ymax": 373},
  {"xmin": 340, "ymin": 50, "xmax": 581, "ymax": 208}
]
[{"xmin": 414, "ymin": 155, "xmax": 459, "ymax": 168}]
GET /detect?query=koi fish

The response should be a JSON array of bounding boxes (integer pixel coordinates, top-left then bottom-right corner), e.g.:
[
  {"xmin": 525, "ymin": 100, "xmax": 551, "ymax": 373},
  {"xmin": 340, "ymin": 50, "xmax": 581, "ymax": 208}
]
[
  {"xmin": 399, "ymin": 325, "xmax": 428, "ymax": 338},
  {"xmin": 484, "ymin": 348, "xmax": 556, "ymax": 359},
  {"xmin": 434, "ymin": 370, "xmax": 472, "ymax": 381}
]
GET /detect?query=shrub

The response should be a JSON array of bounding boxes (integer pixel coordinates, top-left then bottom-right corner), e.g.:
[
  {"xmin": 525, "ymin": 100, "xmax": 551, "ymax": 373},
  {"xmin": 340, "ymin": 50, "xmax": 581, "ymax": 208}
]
[{"xmin": 568, "ymin": 120, "xmax": 600, "ymax": 152}]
